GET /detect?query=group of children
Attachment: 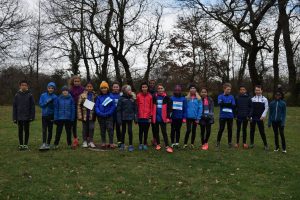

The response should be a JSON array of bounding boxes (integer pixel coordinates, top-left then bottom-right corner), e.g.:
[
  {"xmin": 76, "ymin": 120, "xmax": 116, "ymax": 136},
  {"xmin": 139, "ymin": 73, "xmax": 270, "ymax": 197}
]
[{"xmin": 13, "ymin": 78, "xmax": 287, "ymax": 153}]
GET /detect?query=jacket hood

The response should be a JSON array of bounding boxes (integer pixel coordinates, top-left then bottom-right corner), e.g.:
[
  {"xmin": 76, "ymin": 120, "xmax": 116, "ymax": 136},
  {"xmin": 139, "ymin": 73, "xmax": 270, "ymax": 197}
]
[{"xmin": 47, "ymin": 82, "xmax": 56, "ymax": 89}]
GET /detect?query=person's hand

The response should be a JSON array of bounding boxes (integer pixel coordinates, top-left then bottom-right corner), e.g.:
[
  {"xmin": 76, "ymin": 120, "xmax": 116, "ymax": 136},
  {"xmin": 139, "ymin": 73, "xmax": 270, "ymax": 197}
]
[
  {"xmin": 182, "ymin": 119, "xmax": 186, "ymax": 123},
  {"xmin": 166, "ymin": 118, "xmax": 171, "ymax": 123},
  {"xmin": 260, "ymin": 116, "xmax": 265, "ymax": 121},
  {"xmin": 13, "ymin": 120, "xmax": 17, "ymax": 124},
  {"xmin": 195, "ymin": 120, "xmax": 199, "ymax": 124},
  {"xmin": 148, "ymin": 118, "xmax": 152, "ymax": 123}
]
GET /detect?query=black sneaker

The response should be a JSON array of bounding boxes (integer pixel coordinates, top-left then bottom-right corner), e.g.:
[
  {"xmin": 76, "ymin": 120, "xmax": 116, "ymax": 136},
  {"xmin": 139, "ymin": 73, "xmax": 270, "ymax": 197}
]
[{"xmin": 228, "ymin": 143, "xmax": 232, "ymax": 148}]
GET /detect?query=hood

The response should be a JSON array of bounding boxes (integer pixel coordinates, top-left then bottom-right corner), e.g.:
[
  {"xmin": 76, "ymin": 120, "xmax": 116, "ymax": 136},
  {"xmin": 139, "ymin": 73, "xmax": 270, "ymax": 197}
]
[{"xmin": 47, "ymin": 82, "xmax": 56, "ymax": 89}]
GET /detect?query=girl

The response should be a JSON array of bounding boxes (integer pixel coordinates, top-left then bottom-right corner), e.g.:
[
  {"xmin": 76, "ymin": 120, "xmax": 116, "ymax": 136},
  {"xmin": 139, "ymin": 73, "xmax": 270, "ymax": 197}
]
[
  {"xmin": 69, "ymin": 76, "xmax": 85, "ymax": 148},
  {"xmin": 136, "ymin": 82, "xmax": 153, "ymax": 151},
  {"xmin": 111, "ymin": 82, "xmax": 121, "ymax": 147},
  {"xmin": 95, "ymin": 81, "xmax": 116, "ymax": 149},
  {"xmin": 170, "ymin": 85, "xmax": 187, "ymax": 148},
  {"xmin": 39, "ymin": 82, "xmax": 57, "ymax": 150},
  {"xmin": 216, "ymin": 83, "xmax": 236, "ymax": 149},
  {"xmin": 53, "ymin": 86, "xmax": 75, "ymax": 149},
  {"xmin": 77, "ymin": 82, "xmax": 97, "ymax": 148},
  {"xmin": 117, "ymin": 85, "xmax": 137, "ymax": 152},
  {"xmin": 152, "ymin": 84, "xmax": 173, "ymax": 153},
  {"xmin": 184, "ymin": 84, "xmax": 202, "ymax": 149},
  {"xmin": 268, "ymin": 91, "xmax": 286, "ymax": 153},
  {"xmin": 199, "ymin": 87, "xmax": 214, "ymax": 150}
]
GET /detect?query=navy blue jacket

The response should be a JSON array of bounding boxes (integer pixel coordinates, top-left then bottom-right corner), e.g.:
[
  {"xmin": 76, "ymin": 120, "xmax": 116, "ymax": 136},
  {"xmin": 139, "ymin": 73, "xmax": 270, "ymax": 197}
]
[
  {"xmin": 268, "ymin": 99, "xmax": 286, "ymax": 127},
  {"xmin": 54, "ymin": 94, "xmax": 75, "ymax": 121},
  {"xmin": 218, "ymin": 93, "xmax": 235, "ymax": 119},
  {"xmin": 13, "ymin": 90, "xmax": 35, "ymax": 121},
  {"xmin": 170, "ymin": 95, "xmax": 187, "ymax": 119},
  {"xmin": 235, "ymin": 93, "xmax": 252, "ymax": 120}
]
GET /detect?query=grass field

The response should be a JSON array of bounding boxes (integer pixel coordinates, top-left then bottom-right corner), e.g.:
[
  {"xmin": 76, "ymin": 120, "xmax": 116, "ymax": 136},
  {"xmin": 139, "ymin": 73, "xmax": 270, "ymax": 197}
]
[{"xmin": 0, "ymin": 106, "xmax": 299, "ymax": 200}]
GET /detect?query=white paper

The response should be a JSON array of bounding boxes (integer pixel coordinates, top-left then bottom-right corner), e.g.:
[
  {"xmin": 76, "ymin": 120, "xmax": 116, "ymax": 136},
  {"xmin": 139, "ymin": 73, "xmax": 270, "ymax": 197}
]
[{"xmin": 83, "ymin": 99, "xmax": 95, "ymax": 110}]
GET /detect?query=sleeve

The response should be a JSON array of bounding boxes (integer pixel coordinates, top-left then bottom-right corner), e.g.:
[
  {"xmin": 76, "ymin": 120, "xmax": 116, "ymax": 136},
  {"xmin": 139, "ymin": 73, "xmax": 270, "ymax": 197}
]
[
  {"xmin": 95, "ymin": 97, "xmax": 100, "ymax": 116},
  {"xmin": 149, "ymin": 95, "xmax": 153, "ymax": 119},
  {"xmin": 234, "ymin": 97, "xmax": 238, "ymax": 118},
  {"xmin": 39, "ymin": 94, "xmax": 47, "ymax": 108},
  {"xmin": 13, "ymin": 95, "xmax": 17, "ymax": 121},
  {"xmin": 134, "ymin": 99, "xmax": 138, "ymax": 122},
  {"xmin": 247, "ymin": 97, "xmax": 252, "ymax": 118},
  {"xmin": 249, "ymin": 98, "xmax": 253, "ymax": 118},
  {"xmin": 209, "ymin": 98, "xmax": 214, "ymax": 118},
  {"xmin": 105, "ymin": 101, "xmax": 116, "ymax": 116},
  {"xmin": 136, "ymin": 95, "xmax": 140, "ymax": 118},
  {"xmin": 71, "ymin": 99, "xmax": 75, "ymax": 121},
  {"xmin": 183, "ymin": 98, "xmax": 187, "ymax": 119},
  {"xmin": 116, "ymin": 98, "xmax": 122, "ymax": 124},
  {"xmin": 54, "ymin": 98, "xmax": 58, "ymax": 121},
  {"xmin": 268, "ymin": 102, "xmax": 272, "ymax": 127},
  {"xmin": 30, "ymin": 94, "xmax": 35, "ymax": 120},
  {"xmin": 77, "ymin": 95, "xmax": 83, "ymax": 120},
  {"xmin": 218, "ymin": 95, "xmax": 223, "ymax": 106},
  {"xmin": 197, "ymin": 99, "xmax": 203, "ymax": 120},
  {"xmin": 231, "ymin": 96, "xmax": 236, "ymax": 106},
  {"xmin": 166, "ymin": 96, "xmax": 172, "ymax": 119},
  {"xmin": 282, "ymin": 102, "xmax": 287, "ymax": 127},
  {"xmin": 261, "ymin": 98, "xmax": 269, "ymax": 118}
]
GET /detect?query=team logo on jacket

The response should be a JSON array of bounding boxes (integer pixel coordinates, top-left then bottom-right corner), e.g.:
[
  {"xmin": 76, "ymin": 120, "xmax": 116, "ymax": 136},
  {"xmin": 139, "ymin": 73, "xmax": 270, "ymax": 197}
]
[{"xmin": 102, "ymin": 97, "xmax": 113, "ymax": 106}]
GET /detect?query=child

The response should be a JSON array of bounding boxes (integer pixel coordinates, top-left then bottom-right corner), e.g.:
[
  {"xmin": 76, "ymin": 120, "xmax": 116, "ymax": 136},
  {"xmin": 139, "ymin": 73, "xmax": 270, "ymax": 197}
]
[
  {"xmin": 235, "ymin": 85, "xmax": 252, "ymax": 149},
  {"xmin": 53, "ymin": 86, "xmax": 75, "ymax": 148},
  {"xmin": 77, "ymin": 82, "xmax": 97, "ymax": 148},
  {"xmin": 170, "ymin": 85, "xmax": 187, "ymax": 148},
  {"xmin": 199, "ymin": 87, "xmax": 214, "ymax": 150},
  {"xmin": 152, "ymin": 84, "xmax": 173, "ymax": 153},
  {"xmin": 39, "ymin": 82, "xmax": 57, "ymax": 150},
  {"xmin": 136, "ymin": 82, "xmax": 153, "ymax": 150},
  {"xmin": 148, "ymin": 79, "xmax": 157, "ymax": 146},
  {"xmin": 249, "ymin": 85, "xmax": 269, "ymax": 150},
  {"xmin": 268, "ymin": 91, "xmax": 286, "ymax": 153},
  {"xmin": 13, "ymin": 80, "xmax": 35, "ymax": 150},
  {"xmin": 117, "ymin": 85, "xmax": 137, "ymax": 151},
  {"xmin": 95, "ymin": 81, "xmax": 116, "ymax": 149},
  {"xmin": 69, "ymin": 76, "xmax": 85, "ymax": 148},
  {"xmin": 111, "ymin": 82, "xmax": 121, "ymax": 147},
  {"xmin": 184, "ymin": 84, "xmax": 202, "ymax": 149},
  {"xmin": 216, "ymin": 83, "xmax": 235, "ymax": 149}
]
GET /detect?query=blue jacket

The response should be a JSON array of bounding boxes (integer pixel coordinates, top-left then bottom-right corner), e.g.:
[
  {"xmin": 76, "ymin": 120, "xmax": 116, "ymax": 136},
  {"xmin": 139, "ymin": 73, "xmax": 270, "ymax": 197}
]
[
  {"xmin": 186, "ymin": 97, "xmax": 202, "ymax": 120},
  {"xmin": 95, "ymin": 93, "xmax": 116, "ymax": 118},
  {"xmin": 218, "ymin": 93, "xmax": 236, "ymax": 119},
  {"xmin": 268, "ymin": 99, "xmax": 286, "ymax": 127},
  {"xmin": 39, "ymin": 92, "xmax": 57, "ymax": 116},
  {"xmin": 54, "ymin": 94, "xmax": 75, "ymax": 121},
  {"xmin": 111, "ymin": 92, "xmax": 120, "ymax": 120},
  {"xmin": 170, "ymin": 95, "xmax": 187, "ymax": 119}
]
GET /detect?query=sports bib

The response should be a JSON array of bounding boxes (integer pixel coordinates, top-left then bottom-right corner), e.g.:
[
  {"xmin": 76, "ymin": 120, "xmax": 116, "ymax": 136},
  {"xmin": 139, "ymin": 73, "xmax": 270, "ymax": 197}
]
[
  {"xmin": 172, "ymin": 101, "xmax": 183, "ymax": 110},
  {"xmin": 157, "ymin": 100, "xmax": 163, "ymax": 109},
  {"xmin": 222, "ymin": 108, "xmax": 232, "ymax": 113}
]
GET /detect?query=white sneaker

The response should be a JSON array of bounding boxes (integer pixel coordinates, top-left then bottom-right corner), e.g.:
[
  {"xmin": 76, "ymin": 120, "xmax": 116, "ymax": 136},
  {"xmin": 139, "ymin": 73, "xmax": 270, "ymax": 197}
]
[
  {"xmin": 82, "ymin": 141, "xmax": 88, "ymax": 148},
  {"xmin": 282, "ymin": 150, "xmax": 287, "ymax": 153},
  {"xmin": 89, "ymin": 142, "xmax": 96, "ymax": 148}
]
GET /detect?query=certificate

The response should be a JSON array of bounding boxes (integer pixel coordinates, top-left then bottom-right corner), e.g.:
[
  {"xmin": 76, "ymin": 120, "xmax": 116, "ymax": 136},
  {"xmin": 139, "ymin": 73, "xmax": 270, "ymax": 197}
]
[{"xmin": 83, "ymin": 99, "xmax": 95, "ymax": 110}]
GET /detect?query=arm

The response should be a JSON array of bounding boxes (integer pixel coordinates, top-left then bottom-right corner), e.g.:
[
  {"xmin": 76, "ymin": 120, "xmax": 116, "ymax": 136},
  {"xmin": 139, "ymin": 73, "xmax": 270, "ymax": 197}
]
[
  {"xmin": 183, "ymin": 98, "xmax": 187, "ymax": 120},
  {"xmin": 30, "ymin": 94, "xmax": 35, "ymax": 120},
  {"xmin": 95, "ymin": 97, "xmax": 101, "ymax": 116},
  {"xmin": 268, "ymin": 102, "xmax": 272, "ymax": 127},
  {"xmin": 77, "ymin": 95, "xmax": 83, "ymax": 120},
  {"xmin": 209, "ymin": 97, "xmax": 214, "ymax": 118},
  {"xmin": 116, "ymin": 98, "xmax": 122, "ymax": 124},
  {"xmin": 54, "ymin": 98, "xmax": 58, "ymax": 121},
  {"xmin": 166, "ymin": 96, "xmax": 172, "ymax": 119},
  {"xmin": 134, "ymin": 99, "xmax": 138, "ymax": 122},
  {"xmin": 197, "ymin": 99, "xmax": 203, "ymax": 121},
  {"xmin": 282, "ymin": 102, "xmax": 287, "ymax": 127},
  {"xmin": 261, "ymin": 97, "xmax": 269, "ymax": 119},
  {"xmin": 71, "ymin": 99, "xmax": 75, "ymax": 121},
  {"xmin": 13, "ymin": 95, "xmax": 17, "ymax": 122}
]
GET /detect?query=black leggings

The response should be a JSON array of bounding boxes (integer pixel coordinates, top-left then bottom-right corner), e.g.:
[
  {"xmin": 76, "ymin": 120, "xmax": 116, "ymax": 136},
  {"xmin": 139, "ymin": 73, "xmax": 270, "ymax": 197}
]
[
  {"xmin": 18, "ymin": 121, "xmax": 30, "ymax": 145},
  {"xmin": 250, "ymin": 120, "xmax": 268, "ymax": 146},
  {"xmin": 272, "ymin": 121, "xmax": 286, "ymax": 150},
  {"xmin": 121, "ymin": 120, "xmax": 133, "ymax": 145},
  {"xmin": 200, "ymin": 119, "xmax": 211, "ymax": 145},
  {"xmin": 54, "ymin": 120, "xmax": 72, "ymax": 146},
  {"xmin": 217, "ymin": 118, "xmax": 233, "ymax": 144},
  {"xmin": 113, "ymin": 119, "xmax": 121, "ymax": 143},
  {"xmin": 42, "ymin": 116, "xmax": 54, "ymax": 144},
  {"xmin": 72, "ymin": 109, "xmax": 78, "ymax": 138},
  {"xmin": 171, "ymin": 119, "xmax": 182, "ymax": 144},
  {"xmin": 138, "ymin": 122, "xmax": 150, "ymax": 145},
  {"xmin": 236, "ymin": 119, "xmax": 248, "ymax": 144},
  {"xmin": 184, "ymin": 119, "xmax": 197, "ymax": 145},
  {"xmin": 153, "ymin": 122, "xmax": 169, "ymax": 146}
]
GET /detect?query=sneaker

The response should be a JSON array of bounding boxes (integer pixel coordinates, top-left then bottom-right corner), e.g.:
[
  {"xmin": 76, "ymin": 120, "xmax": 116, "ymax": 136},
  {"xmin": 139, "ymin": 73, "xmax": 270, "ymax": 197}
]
[
  {"xmin": 39, "ymin": 143, "xmax": 47, "ymax": 151},
  {"xmin": 23, "ymin": 145, "xmax": 29, "ymax": 150},
  {"xmin": 45, "ymin": 144, "xmax": 51, "ymax": 150},
  {"xmin": 100, "ymin": 144, "xmax": 106, "ymax": 149},
  {"xmin": 282, "ymin": 150, "xmax": 287, "ymax": 153},
  {"xmin": 89, "ymin": 142, "xmax": 96, "ymax": 148},
  {"xmin": 274, "ymin": 148, "xmax": 279, "ymax": 152},
  {"xmin": 72, "ymin": 138, "xmax": 79, "ymax": 147},
  {"xmin": 183, "ymin": 144, "xmax": 188, "ymax": 149},
  {"xmin": 151, "ymin": 138, "xmax": 157, "ymax": 146},
  {"xmin": 175, "ymin": 143, "xmax": 180, "ymax": 149},
  {"xmin": 228, "ymin": 143, "xmax": 233, "ymax": 148},
  {"xmin": 264, "ymin": 145, "xmax": 269, "ymax": 151},
  {"xmin": 82, "ymin": 141, "xmax": 88, "ymax": 148},
  {"xmin": 204, "ymin": 143, "xmax": 209, "ymax": 150},
  {"xmin": 234, "ymin": 143, "xmax": 239, "ymax": 148},
  {"xmin": 52, "ymin": 145, "xmax": 59, "ymax": 150},
  {"xmin": 138, "ymin": 144, "xmax": 143, "ymax": 151},
  {"xmin": 109, "ymin": 144, "xmax": 116, "ymax": 149},
  {"xmin": 143, "ymin": 145, "xmax": 148, "ymax": 151},
  {"xmin": 166, "ymin": 146, "xmax": 173, "ymax": 153},
  {"xmin": 18, "ymin": 145, "xmax": 24, "ymax": 150},
  {"xmin": 171, "ymin": 143, "xmax": 175, "ymax": 148},
  {"xmin": 155, "ymin": 144, "xmax": 162, "ymax": 151},
  {"xmin": 128, "ymin": 145, "xmax": 134, "ymax": 152},
  {"xmin": 117, "ymin": 142, "xmax": 122, "ymax": 148},
  {"xmin": 119, "ymin": 144, "xmax": 125, "ymax": 151},
  {"xmin": 243, "ymin": 144, "xmax": 249, "ymax": 149},
  {"xmin": 191, "ymin": 144, "xmax": 195, "ymax": 149}
]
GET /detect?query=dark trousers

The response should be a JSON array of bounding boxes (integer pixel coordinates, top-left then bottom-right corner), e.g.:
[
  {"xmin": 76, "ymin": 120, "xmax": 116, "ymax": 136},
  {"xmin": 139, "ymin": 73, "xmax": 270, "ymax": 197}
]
[
  {"xmin": 236, "ymin": 118, "xmax": 248, "ymax": 144},
  {"xmin": 153, "ymin": 122, "xmax": 169, "ymax": 146},
  {"xmin": 82, "ymin": 120, "xmax": 95, "ymax": 142},
  {"xmin": 121, "ymin": 120, "xmax": 133, "ymax": 145},
  {"xmin": 98, "ymin": 117, "xmax": 114, "ymax": 144},
  {"xmin": 18, "ymin": 121, "xmax": 30, "ymax": 145},
  {"xmin": 54, "ymin": 120, "xmax": 72, "ymax": 146},
  {"xmin": 184, "ymin": 119, "xmax": 197, "ymax": 144},
  {"xmin": 72, "ymin": 109, "xmax": 78, "ymax": 138},
  {"xmin": 138, "ymin": 122, "xmax": 150, "ymax": 145},
  {"xmin": 151, "ymin": 123, "xmax": 156, "ymax": 141},
  {"xmin": 42, "ymin": 116, "xmax": 54, "ymax": 144},
  {"xmin": 250, "ymin": 120, "xmax": 268, "ymax": 146},
  {"xmin": 217, "ymin": 118, "xmax": 233, "ymax": 144},
  {"xmin": 200, "ymin": 119, "xmax": 211, "ymax": 145},
  {"xmin": 272, "ymin": 121, "xmax": 286, "ymax": 150},
  {"xmin": 113, "ymin": 119, "xmax": 121, "ymax": 143},
  {"xmin": 171, "ymin": 119, "xmax": 182, "ymax": 144}
]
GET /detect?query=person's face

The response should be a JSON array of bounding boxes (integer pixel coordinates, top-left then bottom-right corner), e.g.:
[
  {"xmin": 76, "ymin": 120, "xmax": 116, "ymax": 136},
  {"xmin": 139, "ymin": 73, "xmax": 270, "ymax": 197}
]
[
  {"xmin": 239, "ymin": 87, "xmax": 246, "ymax": 95},
  {"xmin": 73, "ymin": 78, "xmax": 81, "ymax": 86},
  {"xmin": 127, "ymin": 89, "xmax": 132, "ymax": 96},
  {"xmin": 141, "ymin": 85, "xmax": 148, "ymax": 93},
  {"xmin": 224, "ymin": 87, "xmax": 231, "ymax": 95},
  {"xmin": 174, "ymin": 87, "xmax": 181, "ymax": 95},
  {"xmin": 62, "ymin": 90, "xmax": 69, "ymax": 96},
  {"xmin": 20, "ymin": 83, "xmax": 28, "ymax": 91},
  {"xmin": 149, "ymin": 81, "xmax": 155, "ymax": 88},
  {"xmin": 86, "ymin": 84, "xmax": 93, "ymax": 92},
  {"xmin": 101, "ymin": 87, "xmax": 108, "ymax": 94},
  {"xmin": 255, "ymin": 87, "xmax": 262, "ymax": 96},
  {"xmin": 201, "ymin": 89, "xmax": 208, "ymax": 98},
  {"xmin": 157, "ymin": 85, "xmax": 164, "ymax": 94},
  {"xmin": 47, "ymin": 86, "xmax": 54, "ymax": 94},
  {"xmin": 112, "ymin": 84, "xmax": 120, "ymax": 93},
  {"xmin": 275, "ymin": 92, "xmax": 282, "ymax": 100},
  {"xmin": 190, "ymin": 87, "xmax": 196, "ymax": 95}
]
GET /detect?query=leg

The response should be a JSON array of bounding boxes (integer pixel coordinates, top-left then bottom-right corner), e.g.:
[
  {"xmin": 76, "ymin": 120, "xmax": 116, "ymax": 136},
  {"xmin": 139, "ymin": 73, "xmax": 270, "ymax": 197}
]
[
  {"xmin": 82, "ymin": 121, "xmax": 88, "ymax": 142},
  {"xmin": 160, "ymin": 123, "xmax": 169, "ymax": 146},
  {"xmin": 191, "ymin": 120, "xmax": 197, "ymax": 145},
  {"xmin": 278, "ymin": 123, "xmax": 286, "ymax": 150},
  {"xmin": 250, "ymin": 121, "xmax": 256, "ymax": 145},
  {"xmin": 42, "ymin": 116, "xmax": 48, "ymax": 144},
  {"xmin": 72, "ymin": 110, "xmax": 78, "ymax": 138},
  {"xmin": 99, "ymin": 118, "xmax": 107, "ymax": 144},
  {"xmin": 65, "ymin": 121, "xmax": 72, "ymax": 146},
  {"xmin": 106, "ymin": 117, "xmax": 114, "ymax": 144},
  {"xmin": 170, "ymin": 121, "xmax": 176, "ymax": 144},
  {"xmin": 18, "ymin": 121, "xmax": 24, "ymax": 145},
  {"xmin": 24, "ymin": 121, "xmax": 30, "ymax": 145},
  {"xmin": 217, "ymin": 119, "xmax": 226, "ymax": 143},
  {"xmin": 176, "ymin": 120, "xmax": 182, "ymax": 144},
  {"xmin": 144, "ymin": 123, "xmax": 150, "ymax": 145},
  {"xmin": 205, "ymin": 123, "xmax": 212, "ymax": 143},
  {"xmin": 121, "ymin": 121, "xmax": 127, "ymax": 144},
  {"xmin": 200, "ymin": 123, "xmax": 205, "ymax": 145},
  {"xmin": 153, "ymin": 123, "xmax": 160, "ymax": 145},
  {"xmin": 257, "ymin": 120, "xmax": 268, "ymax": 146},
  {"xmin": 227, "ymin": 119, "xmax": 233, "ymax": 145},
  {"xmin": 127, "ymin": 121, "xmax": 133, "ymax": 145},
  {"xmin": 88, "ymin": 121, "xmax": 95, "ymax": 142},
  {"xmin": 242, "ymin": 120, "xmax": 248, "ymax": 144},
  {"xmin": 236, "ymin": 119, "xmax": 242, "ymax": 144},
  {"xmin": 138, "ymin": 123, "xmax": 144, "ymax": 144},
  {"xmin": 47, "ymin": 116, "xmax": 54, "ymax": 145},
  {"xmin": 184, "ymin": 119, "xmax": 192, "ymax": 144},
  {"xmin": 272, "ymin": 122, "xmax": 280, "ymax": 149},
  {"xmin": 54, "ymin": 121, "xmax": 64, "ymax": 145}
]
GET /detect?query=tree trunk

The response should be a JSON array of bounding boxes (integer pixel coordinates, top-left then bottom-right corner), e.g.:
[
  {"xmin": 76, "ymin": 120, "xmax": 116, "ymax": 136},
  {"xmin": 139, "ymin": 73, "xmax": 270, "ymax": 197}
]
[
  {"xmin": 273, "ymin": 17, "xmax": 281, "ymax": 95},
  {"xmin": 248, "ymin": 47, "xmax": 262, "ymax": 89},
  {"xmin": 237, "ymin": 49, "xmax": 248, "ymax": 87},
  {"xmin": 114, "ymin": 56, "xmax": 122, "ymax": 84}
]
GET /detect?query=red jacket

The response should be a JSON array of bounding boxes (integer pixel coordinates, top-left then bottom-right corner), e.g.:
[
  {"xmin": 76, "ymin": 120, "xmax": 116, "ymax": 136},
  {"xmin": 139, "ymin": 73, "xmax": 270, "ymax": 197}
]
[
  {"xmin": 136, "ymin": 92, "xmax": 153, "ymax": 120},
  {"xmin": 152, "ymin": 92, "xmax": 172, "ymax": 123}
]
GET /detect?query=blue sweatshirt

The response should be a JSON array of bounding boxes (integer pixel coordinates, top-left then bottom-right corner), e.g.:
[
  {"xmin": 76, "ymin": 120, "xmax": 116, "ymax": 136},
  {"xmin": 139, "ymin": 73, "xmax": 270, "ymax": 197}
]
[
  {"xmin": 111, "ymin": 92, "xmax": 120, "ymax": 120},
  {"xmin": 186, "ymin": 97, "xmax": 202, "ymax": 120},
  {"xmin": 170, "ymin": 95, "xmax": 187, "ymax": 119},
  {"xmin": 268, "ymin": 99, "xmax": 286, "ymax": 127},
  {"xmin": 39, "ymin": 92, "xmax": 57, "ymax": 117},
  {"xmin": 95, "ymin": 93, "xmax": 116, "ymax": 118},
  {"xmin": 218, "ymin": 93, "xmax": 236, "ymax": 119}
]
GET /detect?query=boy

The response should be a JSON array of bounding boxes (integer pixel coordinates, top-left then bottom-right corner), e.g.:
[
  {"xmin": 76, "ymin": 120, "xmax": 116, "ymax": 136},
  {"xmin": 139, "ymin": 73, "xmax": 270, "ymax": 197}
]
[
  {"xmin": 110, "ymin": 82, "xmax": 121, "ymax": 147},
  {"xmin": 235, "ymin": 85, "xmax": 252, "ymax": 149},
  {"xmin": 249, "ymin": 85, "xmax": 269, "ymax": 150},
  {"xmin": 39, "ymin": 82, "xmax": 57, "ymax": 150},
  {"xmin": 13, "ymin": 80, "xmax": 35, "ymax": 150},
  {"xmin": 216, "ymin": 83, "xmax": 235, "ymax": 149}
]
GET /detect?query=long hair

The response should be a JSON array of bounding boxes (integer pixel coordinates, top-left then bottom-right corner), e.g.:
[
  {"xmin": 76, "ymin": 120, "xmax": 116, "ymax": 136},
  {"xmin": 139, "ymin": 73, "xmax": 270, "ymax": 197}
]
[{"xmin": 69, "ymin": 75, "xmax": 81, "ymax": 87}]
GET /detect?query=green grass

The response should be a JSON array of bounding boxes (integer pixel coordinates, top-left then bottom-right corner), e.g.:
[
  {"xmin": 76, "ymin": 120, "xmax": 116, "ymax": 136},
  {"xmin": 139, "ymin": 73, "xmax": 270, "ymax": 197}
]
[{"xmin": 0, "ymin": 106, "xmax": 299, "ymax": 200}]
